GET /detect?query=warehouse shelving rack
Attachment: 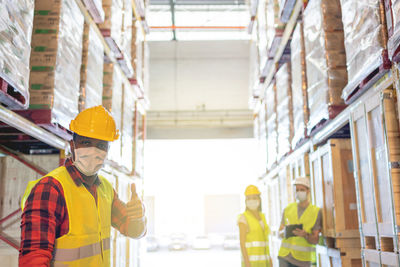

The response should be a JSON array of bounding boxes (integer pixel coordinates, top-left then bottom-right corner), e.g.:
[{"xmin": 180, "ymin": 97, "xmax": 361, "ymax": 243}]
[
  {"xmin": 252, "ymin": 0, "xmax": 303, "ymax": 111},
  {"xmin": 0, "ymin": 0, "xmax": 149, "ymax": 252}
]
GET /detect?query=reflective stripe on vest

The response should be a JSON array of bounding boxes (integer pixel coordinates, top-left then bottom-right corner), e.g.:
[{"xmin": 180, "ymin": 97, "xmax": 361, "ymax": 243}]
[
  {"xmin": 22, "ymin": 167, "xmax": 114, "ymax": 267},
  {"xmin": 54, "ymin": 237, "xmax": 111, "ymax": 262},
  {"xmin": 281, "ymin": 242, "xmax": 316, "ymax": 253},
  {"xmin": 245, "ymin": 241, "xmax": 268, "ymax": 248},
  {"xmin": 249, "ymin": 255, "xmax": 270, "ymax": 262}
]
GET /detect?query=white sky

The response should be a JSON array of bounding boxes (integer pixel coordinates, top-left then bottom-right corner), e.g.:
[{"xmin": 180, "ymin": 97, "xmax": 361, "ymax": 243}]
[{"xmin": 144, "ymin": 138, "xmax": 266, "ymax": 236}]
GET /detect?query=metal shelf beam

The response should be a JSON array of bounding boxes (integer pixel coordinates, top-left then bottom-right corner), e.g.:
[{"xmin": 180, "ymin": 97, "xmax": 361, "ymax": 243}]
[{"xmin": 0, "ymin": 105, "xmax": 68, "ymax": 150}]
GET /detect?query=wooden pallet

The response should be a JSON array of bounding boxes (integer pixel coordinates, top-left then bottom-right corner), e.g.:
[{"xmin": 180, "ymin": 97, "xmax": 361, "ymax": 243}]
[
  {"xmin": 0, "ymin": 77, "xmax": 27, "ymax": 110},
  {"xmin": 343, "ymin": 50, "xmax": 392, "ymax": 105},
  {"xmin": 317, "ymin": 245, "xmax": 362, "ymax": 267},
  {"xmin": 381, "ymin": 251, "xmax": 400, "ymax": 267},
  {"xmin": 13, "ymin": 110, "xmax": 73, "ymax": 141}
]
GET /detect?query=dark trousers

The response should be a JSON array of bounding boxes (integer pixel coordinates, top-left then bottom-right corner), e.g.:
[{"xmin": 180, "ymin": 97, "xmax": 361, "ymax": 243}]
[{"xmin": 278, "ymin": 258, "xmax": 303, "ymax": 267}]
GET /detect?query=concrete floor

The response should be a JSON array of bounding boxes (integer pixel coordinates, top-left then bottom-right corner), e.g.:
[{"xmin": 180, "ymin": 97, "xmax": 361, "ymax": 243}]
[{"xmin": 142, "ymin": 248, "xmax": 241, "ymax": 267}]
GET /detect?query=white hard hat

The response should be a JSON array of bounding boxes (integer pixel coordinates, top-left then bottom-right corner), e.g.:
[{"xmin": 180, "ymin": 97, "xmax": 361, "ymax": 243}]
[{"xmin": 293, "ymin": 177, "xmax": 311, "ymax": 189}]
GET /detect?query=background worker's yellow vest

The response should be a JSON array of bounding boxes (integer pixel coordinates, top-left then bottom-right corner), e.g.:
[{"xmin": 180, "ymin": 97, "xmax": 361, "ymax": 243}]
[
  {"xmin": 278, "ymin": 202, "xmax": 319, "ymax": 263},
  {"xmin": 241, "ymin": 210, "xmax": 271, "ymax": 267},
  {"xmin": 22, "ymin": 167, "xmax": 114, "ymax": 267}
]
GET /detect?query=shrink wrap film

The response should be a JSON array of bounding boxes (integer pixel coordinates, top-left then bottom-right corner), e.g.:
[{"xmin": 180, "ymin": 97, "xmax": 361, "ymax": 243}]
[
  {"xmin": 121, "ymin": 81, "xmax": 135, "ymax": 172},
  {"xmin": 276, "ymin": 62, "xmax": 293, "ymax": 160},
  {"xmin": 291, "ymin": 22, "xmax": 308, "ymax": 148},
  {"xmin": 266, "ymin": 82, "xmax": 278, "ymax": 169},
  {"xmin": 303, "ymin": 0, "xmax": 347, "ymax": 132},
  {"xmin": 389, "ymin": 0, "xmax": 400, "ymax": 58},
  {"xmin": 0, "ymin": 0, "xmax": 34, "ymax": 109},
  {"xmin": 118, "ymin": 0, "xmax": 134, "ymax": 78},
  {"xmin": 340, "ymin": 0, "xmax": 386, "ymax": 100},
  {"xmin": 79, "ymin": 23, "xmax": 104, "ymax": 111},
  {"xmin": 29, "ymin": 0, "xmax": 84, "ymax": 129}
]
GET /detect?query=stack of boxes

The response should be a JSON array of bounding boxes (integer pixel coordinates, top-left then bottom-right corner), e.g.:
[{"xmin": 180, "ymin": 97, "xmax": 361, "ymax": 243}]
[
  {"xmin": 29, "ymin": 0, "xmax": 84, "ymax": 129},
  {"xmin": 79, "ymin": 23, "xmax": 104, "ymax": 111},
  {"xmin": 303, "ymin": 0, "xmax": 347, "ymax": 133},
  {"xmin": 0, "ymin": 0, "xmax": 34, "ymax": 109},
  {"xmin": 340, "ymin": 0, "xmax": 389, "ymax": 102},
  {"xmin": 290, "ymin": 22, "xmax": 309, "ymax": 149},
  {"xmin": 276, "ymin": 62, "xmax": 293, "ymax": 160},
  {"xmin": 266, "ymin": 82, "xmax": 278, "ymax": 170},
  {"xmin": 388, "ymin": 0, "xmax": 400, "ymax": 61},
  {"xmin": 118, "ymin": 0, "xmax": 134, "ymax": 78},
  {"xmin": 121, "ymin": 81, "xmax": 136, "ymax": 172}
]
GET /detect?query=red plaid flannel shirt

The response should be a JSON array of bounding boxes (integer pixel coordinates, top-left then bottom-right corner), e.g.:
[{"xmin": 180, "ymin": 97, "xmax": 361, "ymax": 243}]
[{"xmin": 19, "ymin": 158, "xmax": 130, "ymax": 266}]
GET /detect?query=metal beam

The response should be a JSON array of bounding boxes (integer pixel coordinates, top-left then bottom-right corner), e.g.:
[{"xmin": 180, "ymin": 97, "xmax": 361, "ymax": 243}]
[{"xmin": 169, "ymin": 0, "xmax": 177, "ymax": 40}]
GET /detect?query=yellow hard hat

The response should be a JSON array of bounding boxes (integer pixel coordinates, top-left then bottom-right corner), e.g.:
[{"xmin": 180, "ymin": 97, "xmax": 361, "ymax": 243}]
[
  {"xmin": 69, "ymin": 105, "xmax": 120, "ymax": 141},
  {"xmin": 245, "ymin": 185, "xmax": 261, "ymax": 196}
]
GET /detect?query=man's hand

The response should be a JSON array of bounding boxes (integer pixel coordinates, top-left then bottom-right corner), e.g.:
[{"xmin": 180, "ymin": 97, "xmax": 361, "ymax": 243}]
[
  {"xmin": 292, "ymin": 228, "xmax": 307, "ymax": 238},
  {"xmin": 127, "ymin": 183, "xmax": 145, "ymax": 220}
]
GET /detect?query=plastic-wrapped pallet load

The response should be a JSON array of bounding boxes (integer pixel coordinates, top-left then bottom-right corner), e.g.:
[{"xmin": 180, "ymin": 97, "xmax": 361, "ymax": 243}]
[
  {"xmin": 29, "ymin": 0, "xmax": 84, "ymax": 129},
  {"xmin": 266, "ymin": 0, "xmax": 286, "ymax": 58},
  {"xmin": 388, "ymin": 0, "xmax": 400, "ymax": 61},
  {"xmin": 303, "ymin": 0, "xmax": 347, "ymax": 134},
  {"xmin": 99, "ymin": 0, "xmax": 123, "ymax": 58},
  {"xmin": 266, "ymin": 82, "xmax": 278, "ymax": 170},
  {"xmin": 118, "ymin": 0, "xmax": 134, "ymax": 78},
  {"xmin": 290, "ymin": 22, "xmax": 309, "ymax": 149},
  {"xmin": 103, "ymin": 62, "xmax": 123, "ymax": 164},
  {"xmin": 79, "ymin": 23, "xmax": 104, "ymax": 111},
  {"xmin": 121, "ymin": 81, "xmax": 135, "ymax": 172},
  {"xmin": 340, "ymin": 0, "xmax": 389, "ymax": 103},
  {"xmin": 276, "ymin": 62, "xmax": 293, "ymax": 160},
  {"xmin": 0, "ymin": 0, "xmax": 34, "ymax": 109}
]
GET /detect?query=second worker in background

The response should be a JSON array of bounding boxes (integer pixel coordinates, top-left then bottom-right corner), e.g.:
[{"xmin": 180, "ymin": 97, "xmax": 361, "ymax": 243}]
[{"xmin": 278, "ymin": 177, "xmax": 322, "ymax": 267}]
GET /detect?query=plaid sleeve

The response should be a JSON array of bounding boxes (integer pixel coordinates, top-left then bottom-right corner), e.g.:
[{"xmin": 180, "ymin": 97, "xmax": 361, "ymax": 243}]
[
  {"xmin": 19, "ymin": 177, "xmax": 67, "ymax": 260},
  {"xmin": 111, "ymin": 189, "xmax": 129, "ymax": 235}
]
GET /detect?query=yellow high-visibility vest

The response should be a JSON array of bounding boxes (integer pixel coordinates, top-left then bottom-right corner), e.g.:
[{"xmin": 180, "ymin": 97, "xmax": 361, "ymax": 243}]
[
  {"xmin": 278, "ymin": 202, "xmax": 319, "ymax": 263},
  {"xmin": 22, "ymin": 166, "xmax": 114, "ymax": 267},
  {"xmin": 241, "ymin": 210, "xmax": 271, "ymax": 267}
]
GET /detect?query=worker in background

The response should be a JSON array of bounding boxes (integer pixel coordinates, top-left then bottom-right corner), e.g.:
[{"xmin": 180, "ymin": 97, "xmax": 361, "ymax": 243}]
[
  {"xmin": 278, "ymin": 177, "xmax": 321, "ymax": 267},
  {"xmin": 238, "ymin": 185, "xmax": 272, "ymax": 267},
  {"xmin": 19, "ymin": 105, "xmax": 147, "ymax": 267}
]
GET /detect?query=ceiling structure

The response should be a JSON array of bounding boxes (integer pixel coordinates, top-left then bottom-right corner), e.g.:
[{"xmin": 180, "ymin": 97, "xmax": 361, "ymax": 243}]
[
  {"xmin": 147, "ymin": 40, "xmax": 253, "ymax": 139},
  {"xmin": 147, "ymin": 0, "xmax": 250, "ymax": 41}
]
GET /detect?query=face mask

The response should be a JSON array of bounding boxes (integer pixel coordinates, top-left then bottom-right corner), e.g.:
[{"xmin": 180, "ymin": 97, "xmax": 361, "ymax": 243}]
[
  {"xmin": 296, "ymin": 191, "xmax": 308, "ymax": 202},
  {"xmin": 246, "ymin": 199, "xmax": 260, "ymax": 210},
  {"xmin": 73, "ymin": 146, "xmax": 107, "ymax": 176}
]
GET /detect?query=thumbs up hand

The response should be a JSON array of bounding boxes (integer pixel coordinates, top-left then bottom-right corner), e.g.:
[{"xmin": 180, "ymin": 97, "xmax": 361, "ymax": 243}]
[{"xmin": 127, "ymin": 183, "xmax": 145, "ymax": 220}]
